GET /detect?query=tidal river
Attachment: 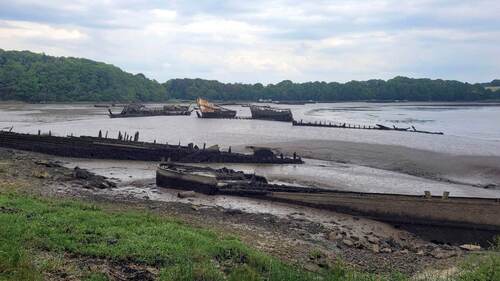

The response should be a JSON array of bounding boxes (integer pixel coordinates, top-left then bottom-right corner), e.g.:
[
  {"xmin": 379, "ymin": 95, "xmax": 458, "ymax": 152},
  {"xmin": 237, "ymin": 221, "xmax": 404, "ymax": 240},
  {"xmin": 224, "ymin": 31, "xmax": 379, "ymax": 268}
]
[{"xmin": 1, "ymin": 102, "xmax": 500, "ymax": 198}]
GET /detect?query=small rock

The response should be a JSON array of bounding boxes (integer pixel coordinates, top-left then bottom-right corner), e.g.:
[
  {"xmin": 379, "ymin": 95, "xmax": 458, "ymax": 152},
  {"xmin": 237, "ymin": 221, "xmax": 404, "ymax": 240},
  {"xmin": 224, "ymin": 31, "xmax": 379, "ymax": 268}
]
[
  {"xmin": 177, "ymin": 191, "xmax": 196, "ymax": 198},
  {"xmin": 350, "ymin": 235, "xmax": 360, "ymax": 241},
  {"xmin": 367, "ymin": 236, "xmax": 379, "ymax": 244},
  {"xmin": 327, "ymin": 232, "xmax": 340, "ymax": 241},
  {"xmin": 381, "ymin": 247, "xmax": 392, "ymax": 253},
  {"xmin": 370, "ymin": 244, "xmax": 380, "ymax": 253},
  {"xmin": 354, "ymin": 241, "xmax": 364, "ymax": 249},
  {"xmin": 459, "ymin": 244, "xmax": 481, "ymax": 251},
  {"xmin": 416, "ymin": 250, "xmax": 425, "ymax": 255},
  {"xmin": 400, "ymin": 249, "xmax": 409, "ymax": 254},
  {"xmin": 107, "ymin": 238, "xmax": 118, "ymax": 245},
  {"xmin": 304, "ymin": 263, "xmax": 320, "ymax": 272},
  {"xmin": 342, "ymin": 239, "xmax": 354, "ymax": 247},
  {"xmin": 430, "ymin": 248, "xmax": 457, "ymax": 259},
  {"xmin": 73, "ymin": 166, "xmax": 91, "ymax": 179}
]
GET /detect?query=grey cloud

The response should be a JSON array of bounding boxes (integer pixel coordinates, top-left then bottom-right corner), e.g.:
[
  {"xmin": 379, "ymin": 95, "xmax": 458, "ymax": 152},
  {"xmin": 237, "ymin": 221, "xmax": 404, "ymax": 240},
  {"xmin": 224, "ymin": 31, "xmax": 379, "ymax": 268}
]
[{"xmin": 0, "ymin": 0, "xmax": 499, "ymax": 83}]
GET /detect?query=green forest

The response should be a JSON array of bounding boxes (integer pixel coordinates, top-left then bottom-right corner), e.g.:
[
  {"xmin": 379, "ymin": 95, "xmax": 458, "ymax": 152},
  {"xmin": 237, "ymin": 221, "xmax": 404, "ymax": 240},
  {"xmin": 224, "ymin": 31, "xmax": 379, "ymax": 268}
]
[{"xmin": 1, "ymin": 49, "xmax": 498, "ymax": 102}]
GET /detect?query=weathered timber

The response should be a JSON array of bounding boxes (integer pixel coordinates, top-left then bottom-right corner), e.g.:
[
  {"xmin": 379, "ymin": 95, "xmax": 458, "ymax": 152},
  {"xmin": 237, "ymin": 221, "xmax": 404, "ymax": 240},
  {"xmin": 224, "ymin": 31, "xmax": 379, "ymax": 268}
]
[
  {"xmin": 156, "ymin": 163, "xmax": 500, "ymax": 232},
  {"xmin": 108, "ymin": 103, "xmax": 191, "ymax": 118},
  {"xmin": 292, "ymin": 120, "xmax": 444, "ymax": 135},
  {"xmin": 196, "ymin": 98, "xmax": 237, "ymax": 119},
  {"xmin": 0, "ymin": 131, "xmax": 303, "ymax": 164},
  {"xmin": 268, "ymin": 191, "xmax": 500, "ymax": 231},
  {"xmin": 250, "ymin": 105, "xmax": 293, "ymax": 122}
]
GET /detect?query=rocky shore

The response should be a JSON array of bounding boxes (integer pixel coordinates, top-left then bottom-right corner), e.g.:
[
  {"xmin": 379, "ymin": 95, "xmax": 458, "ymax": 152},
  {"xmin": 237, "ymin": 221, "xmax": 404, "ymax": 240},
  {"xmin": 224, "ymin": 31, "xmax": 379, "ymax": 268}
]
[{"xmin": 0, "ymin": 147, "xmax": 486, "ymax": 276}]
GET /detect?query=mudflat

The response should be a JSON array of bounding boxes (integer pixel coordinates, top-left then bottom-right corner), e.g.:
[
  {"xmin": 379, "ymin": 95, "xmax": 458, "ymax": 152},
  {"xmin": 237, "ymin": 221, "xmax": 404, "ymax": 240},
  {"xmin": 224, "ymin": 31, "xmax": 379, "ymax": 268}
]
[{"xmin": 262, "ymin": 139, "xmax": 500, "ymax": 187}]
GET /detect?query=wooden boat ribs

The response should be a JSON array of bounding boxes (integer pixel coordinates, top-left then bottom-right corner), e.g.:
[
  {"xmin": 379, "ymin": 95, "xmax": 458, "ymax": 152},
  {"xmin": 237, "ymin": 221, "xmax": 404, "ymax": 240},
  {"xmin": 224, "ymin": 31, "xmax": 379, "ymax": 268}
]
[
  {"xmin": 292, "ymin": 119, "xmax": 444, "ymax": 135},
  {"xmin": 0, "ymin": 130, "xmax": 303, "ymax": 164}
]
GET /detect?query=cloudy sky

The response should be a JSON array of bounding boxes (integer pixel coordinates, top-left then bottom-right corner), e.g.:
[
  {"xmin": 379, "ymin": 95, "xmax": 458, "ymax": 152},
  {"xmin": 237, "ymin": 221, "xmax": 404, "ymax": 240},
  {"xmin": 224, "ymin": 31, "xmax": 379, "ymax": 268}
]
[{"xmin": 0, "ymin": 0, "xmax": 499, "ymax": 84}]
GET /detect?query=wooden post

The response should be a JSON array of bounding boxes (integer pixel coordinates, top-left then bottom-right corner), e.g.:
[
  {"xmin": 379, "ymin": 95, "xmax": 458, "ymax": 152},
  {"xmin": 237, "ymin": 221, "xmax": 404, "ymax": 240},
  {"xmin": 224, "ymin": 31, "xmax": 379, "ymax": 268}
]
[
  {"xmin": 424, "ymin": 191, "xmax": 431, "ymax": 198},
  {"xmin": 442, "ymin": 191, "xmax": 449, "ymax": 199}
]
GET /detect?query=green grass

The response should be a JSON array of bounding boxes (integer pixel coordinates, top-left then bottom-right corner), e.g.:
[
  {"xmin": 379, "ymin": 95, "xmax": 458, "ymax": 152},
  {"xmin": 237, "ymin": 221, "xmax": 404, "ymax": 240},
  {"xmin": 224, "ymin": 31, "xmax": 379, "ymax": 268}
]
[{"xmin": 0, "ymin": 190, "xmax": 498, "ymax": 281}]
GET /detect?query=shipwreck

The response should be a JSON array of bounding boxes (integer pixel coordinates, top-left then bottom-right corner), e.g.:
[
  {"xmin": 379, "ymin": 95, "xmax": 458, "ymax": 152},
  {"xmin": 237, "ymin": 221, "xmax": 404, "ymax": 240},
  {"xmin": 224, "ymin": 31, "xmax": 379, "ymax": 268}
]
[
  {"xmin": 196, "ymin": 98, "xmax": 237, "ymax": 119},
  {"xmin": 108, "ymin": 103, "xmax": 191, "ymax": 118},
  {"xmin": 0, "ymin": 130, "xmax": 302, "ymax": 164},
  {"xmin": 250, "ymin": 105, "xmax": 293, "ymax": 122},
  {"xmin": 156, "ymin": 163, "xmax": 500, "ymax": 235}
]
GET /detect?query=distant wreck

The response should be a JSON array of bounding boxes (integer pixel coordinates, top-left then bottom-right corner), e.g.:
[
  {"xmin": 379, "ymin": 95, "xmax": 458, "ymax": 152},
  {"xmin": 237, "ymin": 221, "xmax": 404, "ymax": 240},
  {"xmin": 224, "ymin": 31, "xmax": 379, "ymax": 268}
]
[
  {"xmin": 0, "ymin": 130, "xmax": 302, "ymax": 164},
  {"xmin": 250, "ymin": 105, "xmax": 293, "ymax": 122},
  {"xmin": 195, "ymin": 98, "xmax": 237, "ymax": 119},
  {"xmin": 292, "ymin": 120, "xmax": 444, "ymax": 135},
  {"xmin": 108, "ymin": 103, "xmax": 191, "ymax": 118}
]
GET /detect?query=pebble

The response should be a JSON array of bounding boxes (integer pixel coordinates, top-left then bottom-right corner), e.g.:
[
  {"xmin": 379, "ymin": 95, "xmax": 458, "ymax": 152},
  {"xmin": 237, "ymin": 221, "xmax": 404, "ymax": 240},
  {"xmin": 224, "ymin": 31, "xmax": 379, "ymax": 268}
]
[
  {"xmin": 343, "ymin": 239, "xmax": 354, "ymax": 247},
  {"xmin": 371, "ymin": 244, "xmax": 380, "ymax": 253},
  {"xmin": 430, "ymin": 248, "xmax": 457, "ymax": 259},
  {"xmin": 381, "ymin": 247, "xmax": 392, "ymax": 253}
]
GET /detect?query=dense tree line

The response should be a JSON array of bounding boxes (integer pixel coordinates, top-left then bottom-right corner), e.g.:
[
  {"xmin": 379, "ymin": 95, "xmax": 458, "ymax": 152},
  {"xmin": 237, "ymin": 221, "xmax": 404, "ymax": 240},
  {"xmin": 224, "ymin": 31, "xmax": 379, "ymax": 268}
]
[
  {"xmin": 0, "ymin": 49, "xmax": 165, "ymax": 102},
  {"xmin": 485, "ymin": 79, "xmax": 500, "ymax": 87},
  {"xmin": 1, "ymin": 49, "xmax": 498, "ymax": 102},
  {"xmin": 165, "ymin": 77, "xmax": 498, "ymax": 102}
]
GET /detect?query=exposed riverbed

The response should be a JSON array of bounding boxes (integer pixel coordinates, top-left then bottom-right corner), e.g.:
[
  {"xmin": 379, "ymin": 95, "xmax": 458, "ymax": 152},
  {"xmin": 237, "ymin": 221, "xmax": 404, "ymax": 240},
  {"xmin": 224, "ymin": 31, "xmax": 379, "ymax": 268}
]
[{"xmin": 1, "ymin": 102, "xmax": 499, "ymax": 198}]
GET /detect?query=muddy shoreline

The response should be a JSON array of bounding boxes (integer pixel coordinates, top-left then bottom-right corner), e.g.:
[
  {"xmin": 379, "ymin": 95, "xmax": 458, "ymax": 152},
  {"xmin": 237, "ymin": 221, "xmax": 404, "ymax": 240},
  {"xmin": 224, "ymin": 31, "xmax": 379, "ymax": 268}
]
[
  {"xmin": 258, "ymin": 139, "xmax": 500, "ymax": 188},
  {"xmin": 0, "ymin": 147, "xmax": 479, "ymax": 275}
]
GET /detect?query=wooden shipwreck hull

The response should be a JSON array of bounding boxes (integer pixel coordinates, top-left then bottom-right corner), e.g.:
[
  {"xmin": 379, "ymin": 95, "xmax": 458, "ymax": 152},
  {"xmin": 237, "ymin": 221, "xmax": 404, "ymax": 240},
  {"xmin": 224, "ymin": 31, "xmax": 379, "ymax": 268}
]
[
  {"xmin": 108, "ymin": 104, "xmax": 191, "ymax": 118},
  {"xmin": 156, "ymin": 163, "xmax": 500, "ymax": 232},
  {"xmin": 196, "ymin": 98, "xmax": 237, "ymax": 119},
  {"xmin": 250, "ymin": 105, "xmax": 293, "ymax": 122},
  {"xmin": 268, "ymin": 191, "xmax": 500, "ymax": 231},
  {"xmin": 0, "ymin": 131, "xmax": 303, "ymax": 164}
]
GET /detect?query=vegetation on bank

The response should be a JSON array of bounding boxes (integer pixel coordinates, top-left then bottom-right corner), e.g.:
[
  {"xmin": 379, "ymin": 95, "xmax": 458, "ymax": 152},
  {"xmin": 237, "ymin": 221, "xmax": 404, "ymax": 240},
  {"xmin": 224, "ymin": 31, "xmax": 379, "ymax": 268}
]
[
  {"xmin": 164, "ymin": 77, "xmax": 499, "ymax": 102},
  {"xmin": 1, "ymin": 49, "xmax": 499, "ymax": 103},
  {"xmin": 0, "ymin": 49, "xmax": 164, "ymax": 102},
  {"xmin": 0, "ymin": 182, "xmax": 499, "ymax": 281}
]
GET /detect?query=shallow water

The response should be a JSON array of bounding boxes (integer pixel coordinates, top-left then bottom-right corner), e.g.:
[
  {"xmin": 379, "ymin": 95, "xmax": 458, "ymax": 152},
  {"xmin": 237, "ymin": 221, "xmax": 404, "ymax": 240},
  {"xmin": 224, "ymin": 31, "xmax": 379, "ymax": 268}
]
[
  {"xmin": 1, "ymin": 102, "xmax": 500, "ymax": 156},
  {"xmin": 2, "ymin": 102, "xmax": 500, "ymax": 198}
]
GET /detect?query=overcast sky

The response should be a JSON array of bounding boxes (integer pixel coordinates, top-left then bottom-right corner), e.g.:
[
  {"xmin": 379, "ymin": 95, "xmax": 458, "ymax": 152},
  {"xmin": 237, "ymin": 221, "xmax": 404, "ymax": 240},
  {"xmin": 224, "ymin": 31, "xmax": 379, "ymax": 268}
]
[{"xmin": 0, "ymin": 0, "xmax": 499, "ymax": 84}]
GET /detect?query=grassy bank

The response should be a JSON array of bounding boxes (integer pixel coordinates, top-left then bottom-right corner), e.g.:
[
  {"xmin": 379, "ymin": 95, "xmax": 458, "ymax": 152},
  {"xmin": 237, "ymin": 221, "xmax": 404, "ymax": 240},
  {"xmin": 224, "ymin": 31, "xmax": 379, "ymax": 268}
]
[{"xmin": 0, "ymin": 183, "xmax": 498, "ymax": 281}]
